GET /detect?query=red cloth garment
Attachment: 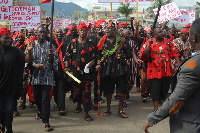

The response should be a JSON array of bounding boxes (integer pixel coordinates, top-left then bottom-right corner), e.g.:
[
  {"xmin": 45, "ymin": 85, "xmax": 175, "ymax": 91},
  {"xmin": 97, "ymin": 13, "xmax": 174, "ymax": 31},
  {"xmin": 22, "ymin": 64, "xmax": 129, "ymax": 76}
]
[
  {"xmin": 168, "ymin": 33, "xmax": 175, "ymax": 41},
  {"xmin": 181, "ymin": 29, "xmax": 189, "ymax": 33},
  {"xmin": 140, "ymin": 38, "xmax": 180, "ymax": 79},
  {"xmin": 41, "ymin": 0, "xmax": 51, "ymax": 4},
  {"xmin": 78, "ymin": 23, "xmax": 92, "ymax": 31},
  {"xmin": 94, "ymin": 19, "xmax": 106, "ymax": 28},
  {"xmin": 66, "ymin": 26, "xmax": 77, "ymax": 36},
  {"xmin": 15, "ymin": 42, "xmax": 25, "ymax": 49},
  {"xmin": 81, "ymin": 50, "xmax": 86, "ymax": 55},
  {"xmin": 97, "ymin": 35, "xmax": 107, "ymax": 50},
  {"xmin": 0, "ymin": 27, "xmax": 11, "ymax": 37},
  {"xmin": 26, "ymin": 36, "xmax": 38, "ymax": 44},
  {"xmin": 118, "ymin": 23, "xmax": 128, "ymax": 27},
  {"xmin": 55, "ymin": 36, "xmax": 65, "ymax": 69}
]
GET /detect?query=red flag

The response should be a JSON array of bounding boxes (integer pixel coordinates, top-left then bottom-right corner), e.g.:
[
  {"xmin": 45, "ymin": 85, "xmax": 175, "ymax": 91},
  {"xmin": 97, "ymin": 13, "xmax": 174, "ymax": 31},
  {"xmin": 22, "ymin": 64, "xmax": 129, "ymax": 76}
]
[{"xmin": 41, "ymin": 0, "xmax": 51, "ymax": 4}]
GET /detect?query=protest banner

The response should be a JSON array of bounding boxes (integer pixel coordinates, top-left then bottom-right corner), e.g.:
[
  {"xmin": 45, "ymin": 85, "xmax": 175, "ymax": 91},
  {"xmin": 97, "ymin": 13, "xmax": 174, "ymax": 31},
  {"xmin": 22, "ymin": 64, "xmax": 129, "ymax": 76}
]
[
  {"xmin": 11, "ymin": 6, "xmax": 40, "ymax": 27},
  {"xmin": 124, "ymin": 0, "xmax": 151, "ymax": 2},
  {"xmin": 170, "ymin": 9, "xmax": 190, "ymax": 24},
  {"xmin": 0, "ymin": 0, "xmax": 13, "ymax": 20},
  {"xmin": 153, "ymin": 2, "xmax": 181, "ymax": 24},
  {"xmin": 53, "ymin": 18, "xmax": 71, "ymax": 28},
  {"xmin": 98, "ymin": 0, "xmax": 124, "ymax": 3},
  {"xmin": 187, "ymin": 10, "xmax": 195, "ymax": 23},
  {"xmin": 170, "ymin": 9, "xmax": 195, "ymax": 24}
]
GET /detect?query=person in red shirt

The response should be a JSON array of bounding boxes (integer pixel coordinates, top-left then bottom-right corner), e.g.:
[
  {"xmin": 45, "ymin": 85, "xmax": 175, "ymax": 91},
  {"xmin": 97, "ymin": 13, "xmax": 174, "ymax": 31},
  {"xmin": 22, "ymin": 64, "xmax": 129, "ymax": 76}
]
[{"xmin": 140, "ymin": 27, "xmax": 181, "ymax": 111}]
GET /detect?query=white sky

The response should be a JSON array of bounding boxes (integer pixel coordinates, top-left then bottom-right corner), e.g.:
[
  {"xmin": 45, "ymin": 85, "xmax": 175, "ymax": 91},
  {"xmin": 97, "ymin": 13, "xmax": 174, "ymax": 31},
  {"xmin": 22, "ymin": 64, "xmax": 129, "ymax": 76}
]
[{"xmin": 56, "ymin": 0, "xmax": 198, "ymax": 11}]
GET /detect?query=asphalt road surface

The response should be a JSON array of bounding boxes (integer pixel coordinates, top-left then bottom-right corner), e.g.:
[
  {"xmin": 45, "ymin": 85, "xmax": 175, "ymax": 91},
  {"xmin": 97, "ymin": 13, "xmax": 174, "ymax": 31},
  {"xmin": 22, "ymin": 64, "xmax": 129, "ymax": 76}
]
[{"xmin": 13, "ymin": 86, "xmax": 170, "ymax": 133}]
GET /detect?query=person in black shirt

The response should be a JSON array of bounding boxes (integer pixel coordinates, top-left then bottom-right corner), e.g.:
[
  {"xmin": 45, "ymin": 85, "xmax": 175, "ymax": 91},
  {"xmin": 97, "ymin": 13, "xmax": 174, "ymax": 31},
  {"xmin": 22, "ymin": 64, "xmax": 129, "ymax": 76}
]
[
  {"xmin": 96, "ymin": 22, "xmax": 132, "ymax": 118},
  {"xmin": 53, "ymin": 28, "xmax": 68, "ymax": 115},
  {"xmin": 64, "ymin": 23, "xmax": 96, "ymax": 121},
  {"xmin": 0, "ymin": 27, "xmax": 33, "ymax": 133}
]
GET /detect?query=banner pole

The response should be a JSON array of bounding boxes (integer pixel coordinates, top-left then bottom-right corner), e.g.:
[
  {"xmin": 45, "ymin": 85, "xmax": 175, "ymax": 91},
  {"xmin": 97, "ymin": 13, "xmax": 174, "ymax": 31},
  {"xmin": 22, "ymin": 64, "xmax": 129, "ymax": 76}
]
[
  {"xmin": 136, "ymin": 2, "xmax": 139, "ymax": 22},
  {"xmin": 110, "ymin": 2, "xmax": 113, "ymax": 21},
  {"xmin": 25, "ymin": 27, "xmax": 27, "ymax": 43}
]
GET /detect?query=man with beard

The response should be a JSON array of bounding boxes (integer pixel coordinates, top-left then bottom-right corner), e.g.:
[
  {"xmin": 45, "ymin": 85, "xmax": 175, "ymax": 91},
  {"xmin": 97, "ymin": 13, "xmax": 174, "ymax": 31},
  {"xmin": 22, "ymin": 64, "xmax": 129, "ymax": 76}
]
[
  {"xmin": 29, "ymin": 26, "xmax": 58, "ymax": 131},
  {"xmin": 140, "ymin": 27, "xmax": 181, "ymax": 111},
  {"xmin": 96, "ymin": 21, "xmax": 132, "ymax": 118},
  {"xmin": 52, "ymin": 28, "xmax": 68, "ymax": 115},
  {"xmin": 64, "ymin": 23, "xmax": 95, "ymax": 121},
  {"xmin": 144, "ymin": 18, "xmax": 200, "ymax": 133},
  {"xmin": 0, "ymin": 27, "xmax": 33, "ymax": 133}
]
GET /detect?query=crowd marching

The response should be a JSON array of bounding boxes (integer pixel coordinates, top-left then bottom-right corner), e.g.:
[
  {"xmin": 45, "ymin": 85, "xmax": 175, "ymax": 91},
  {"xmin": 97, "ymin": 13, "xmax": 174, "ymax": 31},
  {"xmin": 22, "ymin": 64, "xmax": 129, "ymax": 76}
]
[{"xmin": 1, "ymin": 11, "xmax": 200, "ymax": 132}]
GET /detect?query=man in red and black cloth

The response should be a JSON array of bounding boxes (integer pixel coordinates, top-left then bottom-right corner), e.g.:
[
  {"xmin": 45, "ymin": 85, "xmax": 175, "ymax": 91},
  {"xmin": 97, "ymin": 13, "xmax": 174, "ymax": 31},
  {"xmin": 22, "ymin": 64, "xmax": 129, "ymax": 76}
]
[
  {"xmin": 89, "ymin": 19, "xmax": 106, "ymax": 110},
  {"xmin": 118, "ymin": 23, "xmax": 128, "ymax": 37},
  {"xmin": 13, "ymin": 32, "xmax": 27, "ymax": 115},
  {"xmin": 96, "ymin": 21, "xmax": 132, "ymax": 118},
  {"xmin": 52, "ymin": 28, "xmax": 68, "ymax": 115},
  {"xmin": 63, "ymin": 23, "xmax": 79, "ymax": 100},
  {"xmin": 140, "ymin": 27, "xmax": 181, "ymax": 111},
  {"xmin": 63, "ymin": 23, "xmax": 79, "ymax": 45},
  {"xmin": 64, "ymin": 23, "xmax": 96, "ymax": 121}
]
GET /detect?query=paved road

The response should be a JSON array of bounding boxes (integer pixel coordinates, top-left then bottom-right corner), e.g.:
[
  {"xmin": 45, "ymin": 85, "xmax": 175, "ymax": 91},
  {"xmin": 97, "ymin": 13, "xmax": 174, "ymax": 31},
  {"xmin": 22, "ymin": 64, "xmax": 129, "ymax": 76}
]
[{"xmin": 13, "ymin": 87, "xmax": 170, "ymax": 133}]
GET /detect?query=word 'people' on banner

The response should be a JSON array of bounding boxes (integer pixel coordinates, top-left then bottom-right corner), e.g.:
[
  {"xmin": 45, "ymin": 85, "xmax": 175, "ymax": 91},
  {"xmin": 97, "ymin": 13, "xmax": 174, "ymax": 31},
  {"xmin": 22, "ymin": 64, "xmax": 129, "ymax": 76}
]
[
  {"xmin": 0, "ymin": 0, "xmax": 13, "ymax": 20},
  {"xmin": 53, "ymin": 18, "xmax": 71, "ymax": 28},
  {"xmin": 153, "ymin": 2, "xmax": 181, "ymax": 24},
  {"xmin": 11, "ymin": 6, "xmax": 40, "ymax": 27}
]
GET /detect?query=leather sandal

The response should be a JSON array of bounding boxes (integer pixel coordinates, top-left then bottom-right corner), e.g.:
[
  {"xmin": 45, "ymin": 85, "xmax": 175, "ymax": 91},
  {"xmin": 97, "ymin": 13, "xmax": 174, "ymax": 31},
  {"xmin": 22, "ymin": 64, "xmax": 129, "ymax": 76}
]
[
  {"xmin": 45, "ymin": 124, "xmax": 53, "ymax": 132},
  {"xmin": 0, "ymin": 124, "xmax": 5, "ymax": 133},
  {"xmin": 74, "ymin": 108, "xmax": 82, "ymax": 113},
  {"xmin": 84, "ymin": 115, "xmax": 93, "ymax": 121},
  {"xmin": 35, "ymin": 113, "xmax": 42, "ymax": 120},
  {"xmin": 117, "ymin": 111, "xmax": 128, "ymax": 118},
  {"xmin": 103, "ymin": 111, "xmax": 111, "ymax": 116}
]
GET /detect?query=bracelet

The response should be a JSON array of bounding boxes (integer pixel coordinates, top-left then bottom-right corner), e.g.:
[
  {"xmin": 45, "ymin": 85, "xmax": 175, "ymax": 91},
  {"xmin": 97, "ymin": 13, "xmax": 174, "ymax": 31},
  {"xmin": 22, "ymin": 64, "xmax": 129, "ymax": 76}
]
[
  {"xmin": 64, "ymin": 66, "xmax": 69, "ymax": 68},
  {"xmin": 145, "ymin": 49, "xmax": 150, "ymax": 51},
  {"xmin": 97, "ymin": 63, "xmax": 101, "ymax": 65}
]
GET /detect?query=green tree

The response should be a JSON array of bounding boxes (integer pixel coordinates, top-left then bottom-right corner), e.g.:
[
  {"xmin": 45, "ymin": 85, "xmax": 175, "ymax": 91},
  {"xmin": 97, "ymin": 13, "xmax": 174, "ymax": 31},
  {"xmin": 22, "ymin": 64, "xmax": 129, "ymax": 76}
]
[
  {"xmin": 146, "ymin": 0, "xmax": 172, "ymax": 14},
  {"xmin": 37, "ymin": 0, "xmax": 41, "ymax": 6},
  {"xmin": 117, "ymin": 3, "xmax": 134, "ymax": 23},
  {"xmin": 72, "ymin": 8, "xmax": 80, "ymax": 21},
  {"xmin": 195, "ymin": 1, "xmax": 200, "ymax": 19}
]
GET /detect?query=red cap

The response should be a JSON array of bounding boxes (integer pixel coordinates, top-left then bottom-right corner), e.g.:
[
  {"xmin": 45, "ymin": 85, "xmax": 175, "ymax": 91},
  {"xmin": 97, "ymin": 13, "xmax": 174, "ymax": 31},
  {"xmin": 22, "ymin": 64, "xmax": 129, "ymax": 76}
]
[{"xmin": 0, "ymin": 27, "xmax": 11, "ymax": 37}]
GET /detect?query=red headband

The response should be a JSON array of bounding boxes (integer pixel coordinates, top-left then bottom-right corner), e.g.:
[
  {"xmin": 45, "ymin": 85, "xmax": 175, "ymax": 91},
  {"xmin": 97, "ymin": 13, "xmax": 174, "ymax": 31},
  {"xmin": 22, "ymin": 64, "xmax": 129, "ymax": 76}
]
[
  {"xmin": 19, "ymin": 33, "xmax": 25, "ymax": 37},
  {"xmin": 94, "ymin": 19, "xmax": 106, "ymax": 28},
  {"xmin": 0, "ymin": 27, "xmax": 11, "ymax": 37},
  {"xmin": 78, "ymin": 23, "xmax": 92, "ymax": 31},
  {"xmin": 69, "ymin": 26, "xmax": 77, "ymax": 30},
  {"xmin": 181, "ymin": 29, "xmax": 189, "ymax": 33},
  {"xmin": 118, "ymin": 23, "xmax": 127, "ymax": 28}
]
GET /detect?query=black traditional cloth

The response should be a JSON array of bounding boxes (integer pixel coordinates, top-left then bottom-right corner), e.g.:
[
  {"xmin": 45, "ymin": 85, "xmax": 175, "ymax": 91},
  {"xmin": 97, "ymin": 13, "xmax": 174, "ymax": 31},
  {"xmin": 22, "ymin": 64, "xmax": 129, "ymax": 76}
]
[
  {"xmin": 0, "ymin": 46, "xmax": 25, "ymax": 98},
  {"xmin": 52, "ymin": 39, "xmax": 68, "ymax": 79},
  {"xmin": 97, "ymin": 37, "xmax": 132, "ymax": 77},
  {"xmin": 63, "ymin": 34, "xmax": 79, "ymax": 46},
  {"xmin": 65, "ymin": 38, "xmax": 96, "ymax": 81}
]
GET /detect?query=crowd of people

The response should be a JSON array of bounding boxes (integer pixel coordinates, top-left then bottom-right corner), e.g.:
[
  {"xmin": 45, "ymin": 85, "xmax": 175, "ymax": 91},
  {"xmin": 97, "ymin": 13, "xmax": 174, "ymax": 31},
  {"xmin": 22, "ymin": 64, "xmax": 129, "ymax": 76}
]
[{"xmin": 0, "ymin": 16, "xmax": 200, "ymax": 133}]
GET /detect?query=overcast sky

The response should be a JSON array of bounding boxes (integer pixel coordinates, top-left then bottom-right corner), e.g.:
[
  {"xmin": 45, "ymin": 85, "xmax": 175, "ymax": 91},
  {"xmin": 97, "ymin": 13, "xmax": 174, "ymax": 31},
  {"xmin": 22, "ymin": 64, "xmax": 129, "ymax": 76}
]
[{"xmin": 56, "ymin": 0, "xmax": 198, "ymax": 11}]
